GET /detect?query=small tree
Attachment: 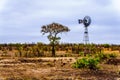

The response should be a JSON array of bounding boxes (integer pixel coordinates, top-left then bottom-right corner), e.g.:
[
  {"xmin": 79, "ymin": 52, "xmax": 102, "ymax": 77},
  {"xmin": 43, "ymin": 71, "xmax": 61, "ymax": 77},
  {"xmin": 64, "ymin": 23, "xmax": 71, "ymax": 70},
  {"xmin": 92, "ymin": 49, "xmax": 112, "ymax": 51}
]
[{"xmin": 41, "ymin": 22, "xmax": 70, "ymax": 57}]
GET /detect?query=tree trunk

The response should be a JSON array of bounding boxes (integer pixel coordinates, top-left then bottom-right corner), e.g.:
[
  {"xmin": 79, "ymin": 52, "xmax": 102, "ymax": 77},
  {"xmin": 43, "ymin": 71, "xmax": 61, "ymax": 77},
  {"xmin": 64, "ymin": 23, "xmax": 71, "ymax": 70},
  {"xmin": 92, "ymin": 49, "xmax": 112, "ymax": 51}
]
[{"xmin": 52, "ymin": 44, "xmax": 55, "ymax": 57}]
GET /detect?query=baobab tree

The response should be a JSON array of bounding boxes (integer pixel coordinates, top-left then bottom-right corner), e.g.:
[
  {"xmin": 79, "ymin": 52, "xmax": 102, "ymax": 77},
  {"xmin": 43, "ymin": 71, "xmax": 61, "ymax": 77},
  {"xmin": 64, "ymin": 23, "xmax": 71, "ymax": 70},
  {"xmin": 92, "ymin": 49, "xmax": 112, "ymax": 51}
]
[{"xmin": 41, "ymin": 22, "xmax": 70, "ymax": 57}]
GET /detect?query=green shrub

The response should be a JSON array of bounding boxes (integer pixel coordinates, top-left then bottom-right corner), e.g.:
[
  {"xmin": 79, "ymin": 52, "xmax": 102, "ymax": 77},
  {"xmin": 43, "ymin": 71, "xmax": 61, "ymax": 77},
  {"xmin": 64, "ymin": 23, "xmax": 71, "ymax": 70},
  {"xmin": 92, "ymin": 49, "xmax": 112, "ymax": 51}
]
[
  {"xmin": 73, "ymin": 58, "xmax": 88, "ymax": 68},
  {"xmin": 103, "ymin": 44, "xmax": 110, "ymax": 48},
  {"xmin": 95, "ymin": 53, "xmax": 109, "ymax": 62},
  {"xmin": 108, "ymin": 53, "xmax": 117, "ymax": 58},
  {"xmin": 95, "ymin": 53, "xmax": 117, "ymax": 62},
  {"xmin": 79, "ymin": 52, "xmax": 84, "ymax": 56},
  {"xmin": 73, "ymin": 57, "xmax": 99, "ymax": 70},
  {"xmin": 87, "ymin": 58, "xmax": 99, "ymax": 69}
]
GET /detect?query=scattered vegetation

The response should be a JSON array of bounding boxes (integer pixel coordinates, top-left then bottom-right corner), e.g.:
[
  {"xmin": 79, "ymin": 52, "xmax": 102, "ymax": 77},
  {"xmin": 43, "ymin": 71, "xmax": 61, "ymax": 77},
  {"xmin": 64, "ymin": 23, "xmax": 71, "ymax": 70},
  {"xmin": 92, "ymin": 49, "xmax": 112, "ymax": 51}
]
[
  {"xmin": 73, "ymin": 52, "xmax": 118, "ymax": 70},
  {"xmin": 73, "ymin": 57, "xmax": 99, "ymax": 70},
  {"xmin": 1, "ymin": 43, "xmax": 119, "ymax": 58},
  {"xmin": 0, "ymin": 43, "xmax": 120, "ymax": 79}
]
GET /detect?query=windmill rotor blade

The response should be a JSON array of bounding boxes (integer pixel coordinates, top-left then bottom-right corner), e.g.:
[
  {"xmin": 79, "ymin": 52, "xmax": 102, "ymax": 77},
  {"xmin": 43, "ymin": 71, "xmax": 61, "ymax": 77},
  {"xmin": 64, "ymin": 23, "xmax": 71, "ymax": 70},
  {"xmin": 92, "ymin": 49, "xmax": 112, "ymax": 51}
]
[{"xmin": 83, "ymin": 16, "xmax": 91, "ymax": 27}]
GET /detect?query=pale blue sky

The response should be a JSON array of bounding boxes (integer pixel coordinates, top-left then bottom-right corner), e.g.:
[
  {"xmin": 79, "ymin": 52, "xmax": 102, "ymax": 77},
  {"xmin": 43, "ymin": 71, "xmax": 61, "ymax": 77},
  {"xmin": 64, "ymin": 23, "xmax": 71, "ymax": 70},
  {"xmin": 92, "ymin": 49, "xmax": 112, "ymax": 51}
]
[{"xmin": 0, "ymin": 0, "xmax": 120, "ymax": 44}]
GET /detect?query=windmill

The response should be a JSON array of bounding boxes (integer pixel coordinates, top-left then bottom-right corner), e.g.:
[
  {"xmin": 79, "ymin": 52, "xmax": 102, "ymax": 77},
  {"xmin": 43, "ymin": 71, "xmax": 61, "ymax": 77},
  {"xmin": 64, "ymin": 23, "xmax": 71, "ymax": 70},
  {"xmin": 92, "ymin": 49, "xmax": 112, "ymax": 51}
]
[{"xmin": 78, "ymin": 16, "xmax": 91, "ymax": 44}]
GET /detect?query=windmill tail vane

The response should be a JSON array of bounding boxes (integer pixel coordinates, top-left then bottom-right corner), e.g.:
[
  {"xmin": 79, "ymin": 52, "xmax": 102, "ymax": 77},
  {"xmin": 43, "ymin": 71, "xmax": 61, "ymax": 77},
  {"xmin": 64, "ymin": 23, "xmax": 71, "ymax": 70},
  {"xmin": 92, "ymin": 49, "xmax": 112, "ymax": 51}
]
[{"xmin": 78, "ymin": 19, "xmax": 83, "ymax": 24}]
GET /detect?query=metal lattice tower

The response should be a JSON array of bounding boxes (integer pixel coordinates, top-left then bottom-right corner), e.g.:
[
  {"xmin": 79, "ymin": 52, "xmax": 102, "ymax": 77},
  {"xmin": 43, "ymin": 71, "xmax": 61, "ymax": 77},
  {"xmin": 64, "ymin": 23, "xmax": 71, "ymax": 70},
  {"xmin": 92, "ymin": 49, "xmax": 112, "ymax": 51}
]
[
  {"xmin": 78, "ymin": 16, "xmax": 91, "ymax": 44},
  {"xmin": 84, "ymin": 27, "xmax": 89, "ymax": 44}
]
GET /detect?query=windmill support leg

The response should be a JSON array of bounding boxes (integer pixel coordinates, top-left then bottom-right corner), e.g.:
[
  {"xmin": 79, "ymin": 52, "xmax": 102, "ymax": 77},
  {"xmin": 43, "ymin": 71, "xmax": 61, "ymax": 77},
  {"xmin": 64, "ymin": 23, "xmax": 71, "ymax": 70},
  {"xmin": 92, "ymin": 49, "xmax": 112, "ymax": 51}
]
[{"xmin": 84, "ymin": 27, "xmax": 89, "ymax": 44}]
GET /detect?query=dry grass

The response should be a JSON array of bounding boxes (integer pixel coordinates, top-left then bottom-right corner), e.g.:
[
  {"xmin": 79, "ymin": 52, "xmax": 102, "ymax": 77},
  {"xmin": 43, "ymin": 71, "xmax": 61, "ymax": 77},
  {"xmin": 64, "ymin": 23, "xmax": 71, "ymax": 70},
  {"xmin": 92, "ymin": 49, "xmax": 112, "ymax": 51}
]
[
  {"xmin": 0, "ymin": 49, "xmax": 120, "ymax": 79},
  {"xmin": 0, "ymin": 56, "xmax": 120, "ymax": 80}
]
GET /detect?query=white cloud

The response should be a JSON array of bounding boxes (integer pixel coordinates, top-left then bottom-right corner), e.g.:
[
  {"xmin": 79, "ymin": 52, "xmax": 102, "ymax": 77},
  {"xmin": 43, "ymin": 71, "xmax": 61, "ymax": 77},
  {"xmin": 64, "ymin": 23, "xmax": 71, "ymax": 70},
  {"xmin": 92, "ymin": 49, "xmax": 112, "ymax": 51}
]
[
  {"xmin": 0, "ymin": 0, "xmax": 8, "ymax": 11},
  {"xmin": 0, "ymin": 0, "xmax": 120, "ymax": 44},
  {"xmin": 111, "ymin": 0, "xmax": 120, "ymax": 14}
]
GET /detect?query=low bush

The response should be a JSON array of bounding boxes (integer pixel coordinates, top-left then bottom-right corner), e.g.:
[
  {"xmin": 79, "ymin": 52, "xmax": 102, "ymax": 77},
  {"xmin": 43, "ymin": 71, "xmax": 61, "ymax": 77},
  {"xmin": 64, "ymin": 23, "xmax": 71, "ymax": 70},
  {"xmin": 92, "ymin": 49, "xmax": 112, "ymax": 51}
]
[
  {"xmin": 95, "ymin": 53, "xmax": 117, "ymax": 63},
  {"xmin": 95, "ymin": 53, "xmax": 109, "ymax": 62},
  {"xmin": 88, "ymin": 58, "xmax": 100, "ymax": 69},
  {"xmin": 73, "ymin": 57, "xmax": 99, "ymax": 70},
  {"xmin": 79, "ymin": 52, "xmax": 84, "ymax": 56},
  {"xmin": 108, "ymin": 53, "xmax": 117, "ymax": 58},
  {"xmin": 99, "ymin": 53, "xmax": 109, "ymax": 60},
  {"xmin": 73, "ymin": 58, "xmax": 88, "ymax": 68}
]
